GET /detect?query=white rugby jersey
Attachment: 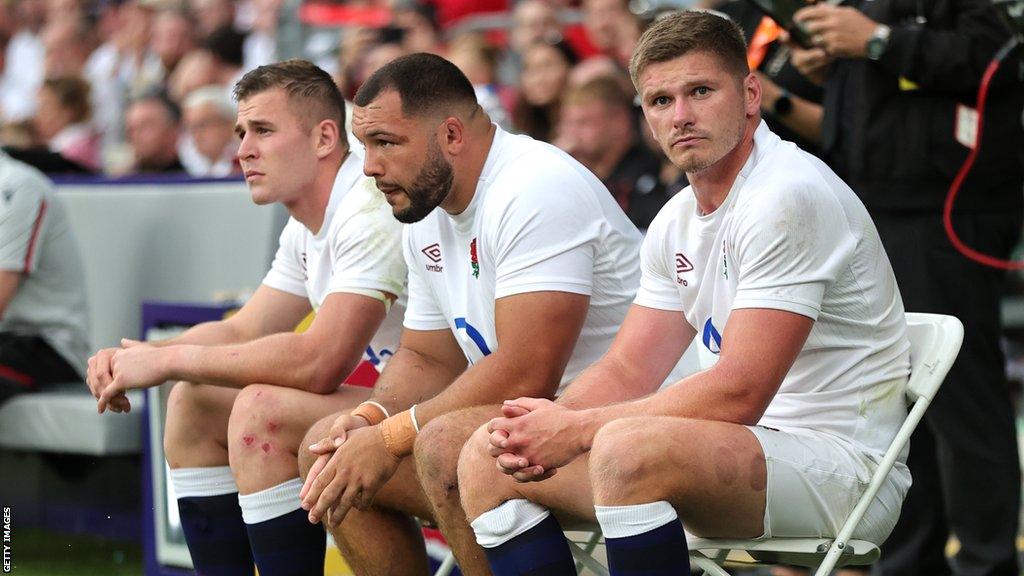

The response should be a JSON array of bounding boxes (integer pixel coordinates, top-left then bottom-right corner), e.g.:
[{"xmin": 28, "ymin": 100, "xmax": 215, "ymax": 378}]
[
  {"xmin": 637, "ymin": 122, "xmax": 911, "ymax": 462},
  {"xmin": 263, "ymin": 149, "xmax": 407, "ymax": 369},
  {"xmin": 402, "ymin": 127, "xmax": 644, "ymax": 394}
]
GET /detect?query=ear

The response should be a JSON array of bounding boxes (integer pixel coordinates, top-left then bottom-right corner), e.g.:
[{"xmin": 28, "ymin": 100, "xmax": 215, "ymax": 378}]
[
  {"xmin": 314, "ymin": 119, "xmax": 341, "ymax": 159},
  {"xmin": 438, "ymin": 116, "xmax": 467, "ymax": 156},
  {"xmin": 744, "ymin": 73, "xmax": 761, "ymax": 118}
]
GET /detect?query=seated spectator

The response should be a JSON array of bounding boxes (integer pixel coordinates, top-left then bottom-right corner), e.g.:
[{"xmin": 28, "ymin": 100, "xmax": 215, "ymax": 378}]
[
  {"xmin": 179, "ymin": 85, "xmax": 238, "ymax": 177},
  {"xmin": 167, "ymin": 49, "xmax": 221, "ymax": 103},
  {"xmin": 447, "ymin": 32, "xmax": 511, "ymax": 129},
  {"xmin": 0, "ymin": 150, "xmax": 89, "ymax": 405},
  {"xmin": 512, "ymin": 39, "xmax": 577, "ymax": 142},
  {"xmin": 498, "ymin": 0, "xmax": 563, "ymax": 85},
  {"xmin": 125, "ymin": 89, "xmax": 184, "ymax": 173},
  {"xmin": 555, "ymin": 76, "xmax": 668, "ymax": 230},
  {"xmin": 581, "ymin": 0, "xmax": 641, "ymax": 69},
  {"xmin": 150, "ymin": 9, "xmax": 197, "ymax": 80},
  {"xmin": 32, "ymin": 76, "xmax": 101, "ymax": 171}
]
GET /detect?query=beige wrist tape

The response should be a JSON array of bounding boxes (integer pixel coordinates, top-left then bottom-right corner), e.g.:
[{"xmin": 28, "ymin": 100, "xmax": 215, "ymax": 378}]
[
  {"xmin": 379, "ymin": 410, "xmax": 417, "ymax": 458},
  {"xmin": 351, "ymin": 401, "xmax": 389, "ymax": 426}
]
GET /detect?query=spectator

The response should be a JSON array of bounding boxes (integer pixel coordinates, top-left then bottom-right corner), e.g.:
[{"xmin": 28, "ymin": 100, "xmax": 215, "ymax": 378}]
[
  {"xmin": 718, "ymin": 1, "xmax": 824, "ymax": 155},
  {"xmin": 0, "ymin": 150, "xmax": 89, "ymax": 405},
  {"xmin": 498, "ymin": 0, "xmax": 562, "ymax": 86},
  {"xmin": 41, "ymin": 16, "xmax": 96, "ymax": 78},
  {"xmin": 790, "ymin": 2, "xmax": 1024, "ymax": 574},
  {"xmin": 556, "ymin": 76, "xmax": 668, "ymax": 230},
  {"xmin": 179, "ymin": 85, "xmax": 238, "ymax": 176},
  {"xmin": 150, "ymin": 9, "xmax": 196, "ymax": 78},
  {"xmin": 242, "ymin": 0, "xmax": 281, "ymax": 71},
  {"xmin": 581, "ymin": 0, "xmax": 640, "ymax": 69},
  {"xmin": 447, "ymin": 32, "xmax": 511, "ymax": 129},
  {"xmin": 124, "ymin": 90, "xmax": 184, "ymax": 173},
  {"xmin": 3, "ymin": 0, "xmax": 47, "ymax": 122},
  {"xmin": 512, "ymin": 39, "xmax": 577, "ymax": 141},
  {"xmin": 189, "ymin": 0, "xmax": 234, "ymax": 40},
  {"xmin": 32, "ymin": 76, "xmax": 101, "ymax": 171},
  {"xmin": 167, "ymin": 48, "xmax": 221, "ymax": 103}
]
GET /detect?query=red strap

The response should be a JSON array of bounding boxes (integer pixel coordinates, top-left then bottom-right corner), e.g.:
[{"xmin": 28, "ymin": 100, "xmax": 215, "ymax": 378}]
[{"xmin": 23, "ymin": 200, "xmax": 47, "ymax": 273}]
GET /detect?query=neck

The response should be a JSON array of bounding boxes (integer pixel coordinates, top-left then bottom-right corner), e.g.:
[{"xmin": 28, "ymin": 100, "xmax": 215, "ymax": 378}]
[
  {"xmin": 440, "ymin": 119, "xmax": 496, "ymax": 216},
  {"xmin": 289, "ymin": 150, "xmax": 349, "ymax": 234},
  {"xmin": 689, "ymin": 118, "xmax": 758, "ymax": 215}
]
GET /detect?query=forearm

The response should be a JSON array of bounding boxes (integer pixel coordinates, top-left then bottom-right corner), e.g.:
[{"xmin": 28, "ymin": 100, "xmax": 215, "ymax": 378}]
[
  {"xmin": 768, "ymin": 97, "xmax": 822, "ymax": 145},
  {"xmin": 556, "ymin": 355, "xmax": 658, "ymax": 411},
  {"xmin": 162, "ymin": 331, "xmax": 359, "ymax": 393},
  {"xmin": 149, "ymin": 318, "xmax": 255, "ymax": 348},
  {"xmin": 367, "ymin": 345, "xmax": 467, "ymax": 413},
  {"xmin": 415, "ymin": 351, "xmax": 563, "ymax": 426},
  {"xmin": 573, "ymin": 365, "xmax": 772, "ymax": 451}
]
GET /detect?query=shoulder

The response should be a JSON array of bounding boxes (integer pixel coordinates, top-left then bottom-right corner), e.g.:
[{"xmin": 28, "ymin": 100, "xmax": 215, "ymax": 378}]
[
  {"xmin": 483, "ymin": 136, "xmax": 606, "ymax": 214},
  {"xmin": 739, "ymin": 142, "xmax": 841, "ymax": 218}
]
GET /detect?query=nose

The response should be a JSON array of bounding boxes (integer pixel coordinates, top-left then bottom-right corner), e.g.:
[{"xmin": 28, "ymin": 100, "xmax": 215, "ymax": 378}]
[
  {"xmin": 672, "ymin": 98, "xmax": 696, "ymax": 130},
  {"xmin": 362, "ymin": 148, "xmax": 384, "ymax": 178},
  {"xmin": 237, "ymin": 132, "xmax": 256, "ymax": 161}
]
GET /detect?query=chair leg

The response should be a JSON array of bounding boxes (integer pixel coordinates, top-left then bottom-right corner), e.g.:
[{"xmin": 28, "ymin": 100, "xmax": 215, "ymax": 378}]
[
  {"xmin": 566, "ymin": 538, "xmax": 610, "ymax": 576},
  {"xmin": 689, "ymin": 552, "xmax": 732, "ymax": 576},
  {"xmin": 434, "ymin": 551, "xmax": 457, "ymax": 576}
]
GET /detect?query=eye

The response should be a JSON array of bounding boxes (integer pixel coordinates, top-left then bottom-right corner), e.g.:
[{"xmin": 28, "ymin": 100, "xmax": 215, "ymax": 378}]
[
  {"xmin": 693, "ymin": 86, "xmax": 712, "ymax": 97},
  {"xmin": 255, "ymin": 126, "xmax": 271, "ymax": 135},
  {"xmin": 651, "ymin": 95, "xmax": 670, "ymax": 107}
]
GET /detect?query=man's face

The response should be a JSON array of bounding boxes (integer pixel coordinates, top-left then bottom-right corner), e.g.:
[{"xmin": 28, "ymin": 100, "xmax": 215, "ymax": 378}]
[
  {"xmin": 557, "ymin": 100, "xmax": 617, "ymax": 169},
  {"xmin": 512, "ymin": 0, "xmax": 559, "ymax": 52},
  {"xmin": 235, "ymin": 88, "xmax": 319, "ymax": 205},
  {"xmin": 638, "ymin": 51, "xmax": 753, "ymax": 174},
  {"xmin": 353, "ymin": 90, "xmax": 454, "ymax": 224},
  {"xmin": 185, "ymin": 102, "xmax": 234, "ymax": 162},
  {"xmin": 126, "ymin": 99, "xmax": 179, "ymax": 168}
]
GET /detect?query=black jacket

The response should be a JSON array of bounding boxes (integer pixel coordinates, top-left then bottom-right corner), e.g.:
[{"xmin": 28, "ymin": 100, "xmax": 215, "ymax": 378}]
[{"xmin": 824, "ymin": 0, "xmax": 1023, "ymax": 212}]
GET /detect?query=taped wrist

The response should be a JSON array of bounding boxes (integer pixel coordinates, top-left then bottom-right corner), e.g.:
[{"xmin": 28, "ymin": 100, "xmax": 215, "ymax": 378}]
[{"xmin": 379, "ymin": 410, "xmax": 417, "ymax": 457}]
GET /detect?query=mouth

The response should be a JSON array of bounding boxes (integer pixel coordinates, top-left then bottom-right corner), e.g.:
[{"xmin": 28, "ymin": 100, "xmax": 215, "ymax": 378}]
[
  {"xmin": 244, "ymin": 170, "xmax": 264, "ymax": 180},
  {"xmin": 671, "ymin": 136, "xmax": 705, "ymax": 148}
]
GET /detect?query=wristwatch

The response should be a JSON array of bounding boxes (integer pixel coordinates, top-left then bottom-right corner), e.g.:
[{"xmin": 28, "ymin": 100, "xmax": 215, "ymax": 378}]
[
  {"xmin": 773, "ymin": 89, "xmax": 793, "ymax": 117},
  {"xmin": 866, "ymin": 24, "xmax": 892, "ymax": 61}
]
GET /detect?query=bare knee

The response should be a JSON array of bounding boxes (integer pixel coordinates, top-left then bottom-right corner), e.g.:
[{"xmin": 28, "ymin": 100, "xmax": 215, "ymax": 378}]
[
  {"xmin": 164, "ymin": 381, "xmax": 232, "ymax": 467},
  {"xmin": 298, "ymin": 414, "xmax": 335, "ymax": 480},
  {"xmin": 456, "ymin": 424, "xmax": 510, "ymax": 519},
  {"xmin": 589, "ymin": 417, "xmax": 676, "ymax": 504},
  {"xmin": 226, "ymin": 384, "xmax": 294, "ymax": 466},
  {"xmin": 414, "ymin": 413, "xmax": 467, "ymax": 503}
]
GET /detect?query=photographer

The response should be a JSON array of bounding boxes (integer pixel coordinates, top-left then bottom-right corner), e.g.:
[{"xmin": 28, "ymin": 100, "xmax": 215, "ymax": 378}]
[{"xmin": 790, "ymin": 1, "xmax": 1024, "ymax": 574}]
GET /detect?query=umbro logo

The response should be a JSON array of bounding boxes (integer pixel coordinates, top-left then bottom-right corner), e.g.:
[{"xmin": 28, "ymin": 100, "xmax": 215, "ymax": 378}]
[
  {"xmin": 422, "ymin": 243, "xmax": 443, "ymax": 272},
  {"xmin": 675, "ymin": 253, "xmax": 693, "ymax": 286}
]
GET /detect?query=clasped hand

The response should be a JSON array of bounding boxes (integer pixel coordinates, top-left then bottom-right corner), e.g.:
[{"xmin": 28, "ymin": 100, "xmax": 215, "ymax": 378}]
[
  {"xmin": 85, "ymin": 338, "xmax": 164, "ymax": 414},
  {"xmin": 300, "ymin": 413, "xmax": 400, "ymax": 528},
  {"xmin": 485, "ymin": 397, "xmax": 586, "ymax": 483}
]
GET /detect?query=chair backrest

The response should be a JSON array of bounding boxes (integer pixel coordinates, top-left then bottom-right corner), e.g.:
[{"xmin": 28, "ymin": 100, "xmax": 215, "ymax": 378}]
[{"xmin": 904, "ymin": 313, "xmax": 965, "ymax": 404}]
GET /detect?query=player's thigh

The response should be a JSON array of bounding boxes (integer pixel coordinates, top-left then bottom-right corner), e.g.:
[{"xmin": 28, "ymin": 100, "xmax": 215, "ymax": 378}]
[
  {"xmin": 589, "ymin": 417, "xmax": 767, "ymax": 538},
  {"xmin": 229, "ymin": 383, "xmax": 373, "ymax": 450}
]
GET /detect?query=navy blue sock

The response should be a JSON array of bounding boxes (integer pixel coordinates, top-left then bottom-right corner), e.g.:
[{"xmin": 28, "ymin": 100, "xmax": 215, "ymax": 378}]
[
  {"xmin": 605, "ymin": 520, "xmax": 690, "ymax": 576},
  {"xmin": 177, "ymin": 494, "xmax": 255, "ymax": 576},
  {"xmin": 482, "ymin": 513, "xmax": 577, "ymax": 576},
  {"xmin": 245, "ymin": 508, "xmax": 326, "ymax": 576}
]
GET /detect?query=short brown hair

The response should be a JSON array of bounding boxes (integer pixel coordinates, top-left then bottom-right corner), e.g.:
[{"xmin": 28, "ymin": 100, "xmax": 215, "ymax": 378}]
[
  {"xmin": 42, "ymin": 76, "xmax": 92, "ymax": 124},
  {"xmin": 629, "ymin": 10, "xmax": 748, "ymax": 89},
  {"xmin": 354, "ymin": 53, "xmax": 479, "ymax": 120},
  {"xmin": 562, "ymin": 76, "xmax": 634, "ymax": 112},
  {"xmin": 233, "ymin": 59, "xmax": 346, "ymax": 136}
]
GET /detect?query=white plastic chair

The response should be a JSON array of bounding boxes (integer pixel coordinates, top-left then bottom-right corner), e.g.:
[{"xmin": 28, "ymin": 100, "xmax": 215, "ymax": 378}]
[{"xmin": 566, "ymin": 312, "xmax": 964, "ymax": 576}]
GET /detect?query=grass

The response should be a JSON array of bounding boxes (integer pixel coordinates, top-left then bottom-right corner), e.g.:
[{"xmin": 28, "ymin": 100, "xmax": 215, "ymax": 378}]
[{"xmin": 8, "ymin": 528, "xmax": 142, "ymax": 576}]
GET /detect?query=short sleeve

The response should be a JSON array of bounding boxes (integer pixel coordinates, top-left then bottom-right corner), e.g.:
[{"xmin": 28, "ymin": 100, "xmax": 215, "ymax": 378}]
[
  {"xmin": 0, "ymin": 174, "xmax": 48, "ymax": 273},
  {"xmin": 261, "ymin": 219, "xmax": 308, "ymax": 297},
  {"xmin": 401, "ymin": 226, "xmax": 449, "ymax": 331},
  {"xmin": 633, "ymin": 211, "xmax": 684, "ymax": 311},
  {"xmin": 731, "ymin": 183, "xmax": 857, "ymax": 320},
  {"xmin": 485, "ymin": 162, "xmax": 602, "ymax": 300},
  {"xmin": 326, "ymin": 180, "xmax": 407, "ymax": 299}
]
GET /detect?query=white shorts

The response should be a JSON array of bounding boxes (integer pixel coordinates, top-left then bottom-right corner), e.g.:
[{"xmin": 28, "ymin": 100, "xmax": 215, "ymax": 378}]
[{"xmin": 747, "ymin": 425, "xmax": 911, "ymax": 544}]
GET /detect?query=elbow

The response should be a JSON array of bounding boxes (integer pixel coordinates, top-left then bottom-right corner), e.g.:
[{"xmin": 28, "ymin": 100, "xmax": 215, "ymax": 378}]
[{"xmin": 306, "ymin": 353, "xmax": 364, "ymax": 395}]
